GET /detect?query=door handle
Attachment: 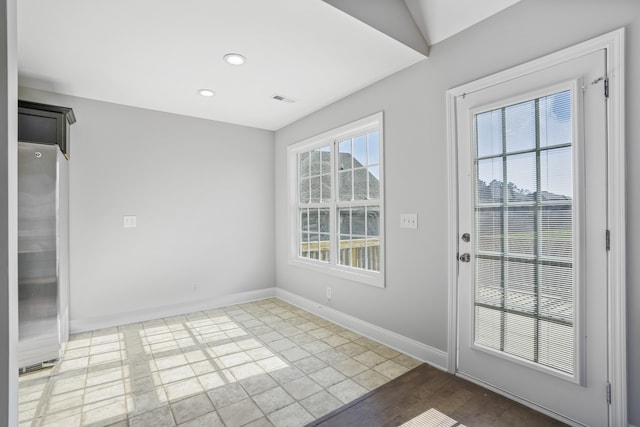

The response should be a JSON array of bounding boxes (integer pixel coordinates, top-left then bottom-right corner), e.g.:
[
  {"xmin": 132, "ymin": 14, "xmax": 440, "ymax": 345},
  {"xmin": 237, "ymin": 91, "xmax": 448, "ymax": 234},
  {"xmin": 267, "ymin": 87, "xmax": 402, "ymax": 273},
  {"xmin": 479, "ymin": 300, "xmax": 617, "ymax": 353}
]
[{"xmin": 458, "ymin": 253, "xmax": 471, "ymax": 262}]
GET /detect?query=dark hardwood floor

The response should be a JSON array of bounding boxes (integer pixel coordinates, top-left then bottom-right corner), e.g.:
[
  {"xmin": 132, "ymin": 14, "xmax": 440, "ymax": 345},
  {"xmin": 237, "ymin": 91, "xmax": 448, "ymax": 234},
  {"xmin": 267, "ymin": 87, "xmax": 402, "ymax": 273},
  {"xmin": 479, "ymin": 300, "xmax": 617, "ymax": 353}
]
[{"xmin": 308, "ymin": 364, "xmax": 568, "ymax": 427}]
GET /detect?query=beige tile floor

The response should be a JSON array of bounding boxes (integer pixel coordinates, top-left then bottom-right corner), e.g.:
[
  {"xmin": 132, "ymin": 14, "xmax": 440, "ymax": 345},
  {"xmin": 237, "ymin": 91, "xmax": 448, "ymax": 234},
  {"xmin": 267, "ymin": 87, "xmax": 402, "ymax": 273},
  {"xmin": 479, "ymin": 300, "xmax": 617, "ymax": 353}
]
[{"xmin": 18, "ymin": 298, "xmax": 421, "ymax": 427}]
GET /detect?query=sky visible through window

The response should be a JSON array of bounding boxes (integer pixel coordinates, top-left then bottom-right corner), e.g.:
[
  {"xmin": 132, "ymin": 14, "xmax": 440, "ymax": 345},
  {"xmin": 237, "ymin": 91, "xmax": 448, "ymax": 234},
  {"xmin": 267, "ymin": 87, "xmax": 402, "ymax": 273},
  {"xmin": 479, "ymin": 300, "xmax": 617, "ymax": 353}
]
[
  {"xmin": 477, "ymin": 91, "xmax": 573, "ymax": 199},
  {"xmin": 342, "ymin": 132, "xmax": 380, "ymax": 180}
]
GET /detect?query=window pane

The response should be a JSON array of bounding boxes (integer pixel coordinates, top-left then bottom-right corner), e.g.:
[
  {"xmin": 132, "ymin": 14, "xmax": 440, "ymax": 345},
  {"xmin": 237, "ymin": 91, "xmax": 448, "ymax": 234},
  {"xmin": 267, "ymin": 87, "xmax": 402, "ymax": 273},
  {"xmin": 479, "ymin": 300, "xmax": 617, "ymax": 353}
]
[
  {"xmin": 475, "ymin": 305, "xmax": 502, "ymax": 350},
  {"xmin": 540, "ymin": 206, "xmax": 572, "ymax": 259},
  {"xmin": 368, "ymin": 132, "xmax": 379, "ymax": 165},
  {"xmin": 308, "ymin": 209, "xmax": 318, "ymax": 232},
  {"xmin": 507, "ymin": 153, "xmax": 536, "ymax": 202},
  {"xmin": 368, "ymin": 166, "xmax": 380, "ymax": 199},
  {"xmin": 477, "ymin": 158, "xmax": 503, "ymax": 204},
  {"xmin": 351, "ymin": 207, "xmax": 365, "ymax": 236},
  {"xmin": 538, "ymin": 321, "xmax": 573, "ymax": 373},
  {"xmin": 353, "ymin": 169, "xmax": 367, "ymax": 200},
  {"xmin": 321, "ymin": 174, "xmax": 331, "ymax": 202},
  {"xmin": 507, "ymin": 207, "xmax": 534, "ymax": 256},
  {"xmin": 310, "ymin": 149, "xmax": 321, "ymax": 175},
  {"xmin": 367, "ymin": 207, "xmax": 380, "ymax": 236},
  {"xmin": 476, "ymin": 257, "xmax": 503, "ymax": 306},
  {"xmin": 319, "ymin": 209, "xmax": 330, "ymax": 233},
  {"xmin": 338, "ymin": 153, "xmax": 350, "ymax": 172},
  {"xmin": 299, "ymin": 152, "xmax": 309, "ymax": 178},
  {"xmin": 338, "ymin": 139, "xmax": 351, "ymax": 169},
  {"xmin": 321, "ymin": 146, "xmax": 331, "ymax": 174},
  {"xmin": 300, "ymin": 210, "xmax": 308, "ymax": 232},
  {"xmin": 539, "ymin": 264, "xmax": 573, "ymax": 321},
  {"xmin": 338, "ymin": 237, "xmax": 351, "ymax": 267},
  {"xmin": 540, "ymin": 91, "xmax": 572, "ymax": 148},
  {"xmin": 308, "ymin": 233, "xmax": 319, "ymax": 260},
  {"xmin": 541, "ymin": 147, "xmax": 572, "ymax": 199},
  {"xmin": 477, "ymin": 207, "xmax": 502, "ymax": 252},
  {"xmin": 476, "ymin": 109, "xmax": 503, "ymax": 157},
  {"xmin": 505, "ymin": 260, "xmax": 535, "ymax": 315},
  {"xmin": 339, "ymin": 208, "xmax": 350, "ymax": 235},
  {"xmin": 505, "ymin": 100, "xmax": 535, "ymax": 153},
  {"xmin": 339, "ymin": 171, "xmax": 352, "ymax": 201},
  {"xmin": 310, "ymin": 176, "xmax": 321, "ymax": 203},
  {"xmin": 300, "ymin": 239, "xmax": 309, "ymax": 257},
  {"xmin": 366, "ymin": 240, "xmax": 380, "ymax": 272},
  {"xmin": 353, "ymin": 135, "xmax": 367, "ymax": 166},
  {"xmin": 299, "ymin": 177, "xmax": 309, "ymax": 203},
  {"xmin": 504, "ymin": 313, "xmax": 535, "ymax": 360}
]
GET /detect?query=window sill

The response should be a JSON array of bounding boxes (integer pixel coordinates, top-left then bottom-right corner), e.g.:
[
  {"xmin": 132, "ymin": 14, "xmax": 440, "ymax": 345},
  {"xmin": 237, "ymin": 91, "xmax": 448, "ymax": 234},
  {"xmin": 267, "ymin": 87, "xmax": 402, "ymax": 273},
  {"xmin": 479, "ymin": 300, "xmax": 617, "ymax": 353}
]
[{"xmin": 288, "ymin": 257, "xmax": 385, "ymax": 288}]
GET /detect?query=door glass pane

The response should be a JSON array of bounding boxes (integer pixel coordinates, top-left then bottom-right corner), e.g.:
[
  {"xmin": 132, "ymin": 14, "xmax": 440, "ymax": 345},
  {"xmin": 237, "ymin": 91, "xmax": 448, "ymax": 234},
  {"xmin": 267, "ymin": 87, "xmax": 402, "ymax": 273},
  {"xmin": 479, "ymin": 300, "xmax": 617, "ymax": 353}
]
[
  {"xmin": 506, "ymin": 154, "xmax": 536, "ymax": 202},
  {"xmin": 541, "ymin": 147, "xmax": 572, "ymax": 198},
  {"xmin": 474, "ymin": 90, "xmax": 575, "ymax": 375},
  {"xmin": 477, "ymin": 158, "xmax": 503, "ymax": 204},
  {"xmin": 505, "ymin": 100, "xmax": 536, "ymax": 153},
  {"xmin": 477, "ymin": 109, "xmax": 503, "ymax": 157},
  {"xmin": 539, "ymin": 90, "xmax": 572, "ymax": 148},
  {"xmin": 477, "ymin": 208, "xmax": 503, "ymax": 253}
]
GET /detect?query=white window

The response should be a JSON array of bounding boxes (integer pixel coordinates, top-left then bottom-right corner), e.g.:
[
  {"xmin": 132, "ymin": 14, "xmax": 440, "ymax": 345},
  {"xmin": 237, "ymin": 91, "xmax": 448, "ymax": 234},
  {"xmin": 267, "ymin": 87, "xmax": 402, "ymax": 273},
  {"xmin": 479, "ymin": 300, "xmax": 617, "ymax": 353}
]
[{"xmin": 288, "ymin": 113, "xmax": 384, "ymax": 287}]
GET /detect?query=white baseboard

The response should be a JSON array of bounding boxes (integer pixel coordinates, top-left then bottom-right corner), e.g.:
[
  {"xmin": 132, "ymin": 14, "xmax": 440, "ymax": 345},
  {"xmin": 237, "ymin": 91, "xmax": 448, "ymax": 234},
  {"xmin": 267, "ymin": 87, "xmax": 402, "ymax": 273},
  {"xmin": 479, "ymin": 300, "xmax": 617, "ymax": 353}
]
[
  {"xmin": 70, "ymin": 287, "xmax": 277, "ymax": 333},
  {"xmin": 275, "ymin": 288, "xmax": 448, "ymax": 370},
  {"xmin": 70, "ymin": 286, "xmax": 448, "ymax": 371}
]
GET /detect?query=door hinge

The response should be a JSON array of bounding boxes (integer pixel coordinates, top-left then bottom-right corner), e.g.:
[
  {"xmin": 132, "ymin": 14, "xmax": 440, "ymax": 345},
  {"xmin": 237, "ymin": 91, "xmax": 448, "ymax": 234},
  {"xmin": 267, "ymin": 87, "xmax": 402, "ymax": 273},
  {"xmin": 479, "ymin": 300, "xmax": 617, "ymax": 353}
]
[
  {"xmin": 606, "ymin": 229, "xmax": 611, "ymax": 251},
  {"xmin": 606, "ymin": 382, "xmax": 612, "ymax": 404},
  {"xmin": 604, "ymin": 78, "xmax": 609, "ymax": 99}
]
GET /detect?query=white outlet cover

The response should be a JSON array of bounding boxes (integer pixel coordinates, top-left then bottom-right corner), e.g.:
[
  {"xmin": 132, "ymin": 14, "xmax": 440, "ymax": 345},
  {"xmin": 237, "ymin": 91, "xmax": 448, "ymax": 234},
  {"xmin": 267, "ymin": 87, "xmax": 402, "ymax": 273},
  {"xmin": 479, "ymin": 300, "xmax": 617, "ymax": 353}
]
[
  {"xmin": 400, "ymin": 213, "xmax": 418, "ymax": 229},
  {"xmin": 123, "ymin": 215, "xmax": 137, "ymax": 228}
]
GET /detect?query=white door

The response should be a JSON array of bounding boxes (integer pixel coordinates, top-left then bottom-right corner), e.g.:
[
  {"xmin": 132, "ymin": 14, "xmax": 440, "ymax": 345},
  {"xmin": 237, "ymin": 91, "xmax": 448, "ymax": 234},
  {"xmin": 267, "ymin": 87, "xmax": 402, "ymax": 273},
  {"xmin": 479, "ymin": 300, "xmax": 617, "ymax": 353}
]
[{"xmin": 456, "ymin": 49, "xmax": 609, "ymax": 426}]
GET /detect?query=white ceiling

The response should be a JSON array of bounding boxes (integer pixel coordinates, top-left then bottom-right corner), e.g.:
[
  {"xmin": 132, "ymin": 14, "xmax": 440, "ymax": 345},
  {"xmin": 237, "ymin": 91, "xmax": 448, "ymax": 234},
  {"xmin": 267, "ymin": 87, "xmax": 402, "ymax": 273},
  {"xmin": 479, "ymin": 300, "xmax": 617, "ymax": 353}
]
[{"xmin": 17, "ymin": 0, "xmax": 518, "ymax": 131}]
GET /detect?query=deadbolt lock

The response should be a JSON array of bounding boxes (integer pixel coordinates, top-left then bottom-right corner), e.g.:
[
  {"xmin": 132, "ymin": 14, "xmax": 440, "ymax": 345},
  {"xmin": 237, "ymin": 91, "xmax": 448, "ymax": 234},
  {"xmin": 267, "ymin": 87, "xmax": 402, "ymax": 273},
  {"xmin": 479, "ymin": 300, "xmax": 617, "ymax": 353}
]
[{"xmin": 461, "ymin": 233, "xmax": 471, "ymax": 242}]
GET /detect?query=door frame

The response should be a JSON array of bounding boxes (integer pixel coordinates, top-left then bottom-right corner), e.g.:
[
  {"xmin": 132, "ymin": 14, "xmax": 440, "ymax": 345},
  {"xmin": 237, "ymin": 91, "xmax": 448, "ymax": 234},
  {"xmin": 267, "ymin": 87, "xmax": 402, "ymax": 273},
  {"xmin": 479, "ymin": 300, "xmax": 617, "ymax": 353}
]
[{"xmin": 445, "ymin": 28, "xmax": 626, "ymax": 426}]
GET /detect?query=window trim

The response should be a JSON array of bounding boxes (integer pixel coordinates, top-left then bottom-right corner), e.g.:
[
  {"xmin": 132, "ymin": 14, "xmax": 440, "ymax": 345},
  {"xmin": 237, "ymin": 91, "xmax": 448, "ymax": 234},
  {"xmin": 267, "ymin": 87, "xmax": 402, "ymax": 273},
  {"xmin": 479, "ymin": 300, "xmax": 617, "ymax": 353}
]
[{"xmin": 287, "ymin": 112, "xmax": 385, "ymax": 288}]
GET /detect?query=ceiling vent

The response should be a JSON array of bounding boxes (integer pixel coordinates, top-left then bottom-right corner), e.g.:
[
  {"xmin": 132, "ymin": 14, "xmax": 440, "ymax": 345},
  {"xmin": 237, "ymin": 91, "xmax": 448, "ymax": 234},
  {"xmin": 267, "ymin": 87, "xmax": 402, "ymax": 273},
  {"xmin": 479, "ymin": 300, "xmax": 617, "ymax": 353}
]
[{"xmin": 272, "ymin": 94, "xmax": 296, "ymax": 103}]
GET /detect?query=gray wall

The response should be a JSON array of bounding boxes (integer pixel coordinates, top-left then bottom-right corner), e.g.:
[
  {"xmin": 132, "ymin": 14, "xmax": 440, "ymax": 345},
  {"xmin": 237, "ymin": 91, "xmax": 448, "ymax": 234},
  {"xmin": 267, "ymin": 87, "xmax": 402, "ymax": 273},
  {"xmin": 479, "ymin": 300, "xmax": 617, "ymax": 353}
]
[
  {"xmin": 19, "ymin": 88, "xmax": 276, "ymax": 327},
  {"xmin": 274, "ymin": 0, "xmax": 640, "ymax": 423},
  {"xmin": 1, "ymin": 0, "xmax": 18, "ymax": 424}
]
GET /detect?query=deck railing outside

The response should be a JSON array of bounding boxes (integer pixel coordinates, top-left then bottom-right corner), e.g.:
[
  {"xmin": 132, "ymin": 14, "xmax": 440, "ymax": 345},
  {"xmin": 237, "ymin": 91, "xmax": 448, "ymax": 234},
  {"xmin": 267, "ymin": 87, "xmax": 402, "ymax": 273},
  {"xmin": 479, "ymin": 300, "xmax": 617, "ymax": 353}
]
[{"xmin": 301, "ymin": 238, "xmax": 380, "ymax": 271}]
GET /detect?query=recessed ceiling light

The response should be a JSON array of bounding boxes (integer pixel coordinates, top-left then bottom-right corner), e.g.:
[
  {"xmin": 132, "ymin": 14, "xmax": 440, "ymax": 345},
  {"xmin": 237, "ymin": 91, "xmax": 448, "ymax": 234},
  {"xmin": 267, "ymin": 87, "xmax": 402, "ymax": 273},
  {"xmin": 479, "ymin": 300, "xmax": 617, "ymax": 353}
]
[
  {"xmin": 223, "ymin": 53, "xmax": 247, "ymax": 66},
  {"xmin": 197, "ymin": 89, "xmax": 215, "ymax": 97}
]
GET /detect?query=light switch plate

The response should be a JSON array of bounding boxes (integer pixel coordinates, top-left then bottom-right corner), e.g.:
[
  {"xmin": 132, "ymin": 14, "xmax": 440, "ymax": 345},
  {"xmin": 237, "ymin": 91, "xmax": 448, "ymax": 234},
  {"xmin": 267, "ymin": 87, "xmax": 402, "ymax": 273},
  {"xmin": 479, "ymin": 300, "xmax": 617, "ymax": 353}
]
[
  {"xmin": 400, "ymin": 213, "xmax": 418, "ymax": 229},
  {"xmin": 123, "ymin": 215, "xmax": 137, "ymax": 228}
]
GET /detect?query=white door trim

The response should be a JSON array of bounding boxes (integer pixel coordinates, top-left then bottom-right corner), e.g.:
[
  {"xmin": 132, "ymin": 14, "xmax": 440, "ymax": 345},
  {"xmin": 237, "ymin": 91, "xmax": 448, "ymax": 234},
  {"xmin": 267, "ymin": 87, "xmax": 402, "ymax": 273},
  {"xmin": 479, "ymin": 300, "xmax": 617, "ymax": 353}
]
[{"xmin": 446, "ymin": 28, "xmax": 626, "ymax": 426}]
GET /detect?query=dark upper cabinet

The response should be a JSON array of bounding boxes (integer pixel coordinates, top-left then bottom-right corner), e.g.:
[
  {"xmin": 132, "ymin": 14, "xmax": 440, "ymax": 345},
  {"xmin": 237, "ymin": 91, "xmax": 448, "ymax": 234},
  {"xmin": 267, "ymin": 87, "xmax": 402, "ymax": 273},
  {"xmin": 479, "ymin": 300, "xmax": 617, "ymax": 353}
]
[{"xmin": 18, "ymin": 100, "xmax": 76, "ymax": 158}]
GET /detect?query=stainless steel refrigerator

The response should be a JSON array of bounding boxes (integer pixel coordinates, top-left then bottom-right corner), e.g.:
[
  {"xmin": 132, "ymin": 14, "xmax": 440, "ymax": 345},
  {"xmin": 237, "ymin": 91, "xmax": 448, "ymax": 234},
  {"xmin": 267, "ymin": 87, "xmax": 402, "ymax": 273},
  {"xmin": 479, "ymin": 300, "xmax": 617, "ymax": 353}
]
[{"xmin": 18, "ymin": 141, "xmax": 70, "ymax": 370}]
